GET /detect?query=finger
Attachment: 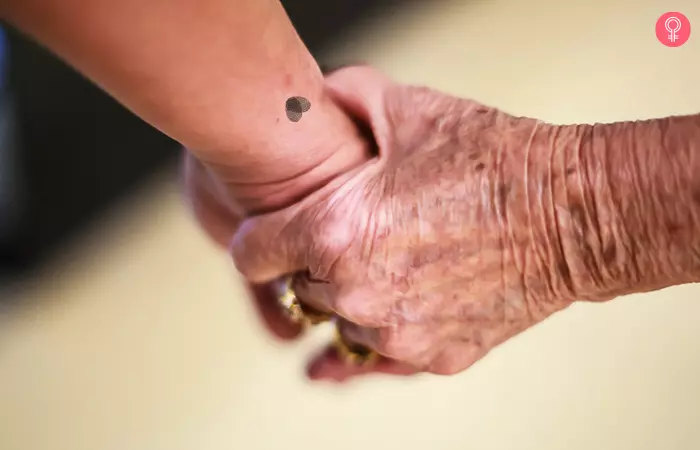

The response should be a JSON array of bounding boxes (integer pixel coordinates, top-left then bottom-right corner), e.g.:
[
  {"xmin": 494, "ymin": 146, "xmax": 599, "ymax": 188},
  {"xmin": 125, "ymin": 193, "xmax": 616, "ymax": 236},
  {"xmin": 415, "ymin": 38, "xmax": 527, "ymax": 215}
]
[
  {"xmin": 230, "ymin": 204, "xmax": 309, "ymax": 283},
  {"xmin": 332, "ymin": 288, "xmax": 394, "ymax": 327},
  {"xmin": 324, "ymin": 66, "xmax": 396, "ymax": 155},
  {"xmin": 232, "ymin": 187, "xmax": 366, "ymax": 286},
  {"xmin": 246, "ymin": 283, "xmax": 303, "ymax": 341},
  {"xmin": 291, "ymin": 273, "xmax": 337, "ymax": 314},
  {"xmin": 305, "ymin": 345, "xmax": 419, "ymax": 383},
  {"xmin": 293, "ymin": 279, "xmax": 392, "ymax": 326},
  {"xmin": 335, "ymin": 319, "xmax": 379, "ymax": 348},
  {"xmin": 337, "ymin": 320, "xmax": 436, "ymax": 366},
  {"xmin": 427, "ymin": 341, "xmax": 488, "ymax": 376}
]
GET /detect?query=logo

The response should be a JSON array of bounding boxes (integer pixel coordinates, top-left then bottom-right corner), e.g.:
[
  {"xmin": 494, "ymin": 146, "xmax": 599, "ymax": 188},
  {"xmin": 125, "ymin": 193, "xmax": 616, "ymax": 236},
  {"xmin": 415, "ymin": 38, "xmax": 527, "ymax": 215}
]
[{"xmin": 656, "ymin": 12, "xmax": 691, "ymax": 47}]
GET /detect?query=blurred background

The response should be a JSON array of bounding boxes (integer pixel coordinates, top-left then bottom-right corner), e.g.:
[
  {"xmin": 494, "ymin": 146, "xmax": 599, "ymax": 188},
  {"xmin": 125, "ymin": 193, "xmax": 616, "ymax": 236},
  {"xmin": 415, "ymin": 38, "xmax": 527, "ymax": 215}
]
[{"xmin": 0, "ymin": 0, "xmax": 699, "ymax": 449}]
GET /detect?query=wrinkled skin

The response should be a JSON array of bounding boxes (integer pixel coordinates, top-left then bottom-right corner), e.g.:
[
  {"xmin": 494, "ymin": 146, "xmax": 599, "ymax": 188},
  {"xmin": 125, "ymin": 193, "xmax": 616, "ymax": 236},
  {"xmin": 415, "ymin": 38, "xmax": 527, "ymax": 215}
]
[
  {"xmin": 184, "ymin": 64, "xmax": 700, "ymax": 382},
  {"xmin": 232, "ymin": 67, "xmax": 587, "ymax": 381}
]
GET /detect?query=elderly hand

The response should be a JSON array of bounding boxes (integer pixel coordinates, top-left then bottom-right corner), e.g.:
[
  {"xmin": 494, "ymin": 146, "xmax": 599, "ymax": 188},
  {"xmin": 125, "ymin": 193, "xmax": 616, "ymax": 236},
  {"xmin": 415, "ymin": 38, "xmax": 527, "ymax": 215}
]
[{"xmin": 232, "ymin": 66, "xmax": 620, "ymax": 381}]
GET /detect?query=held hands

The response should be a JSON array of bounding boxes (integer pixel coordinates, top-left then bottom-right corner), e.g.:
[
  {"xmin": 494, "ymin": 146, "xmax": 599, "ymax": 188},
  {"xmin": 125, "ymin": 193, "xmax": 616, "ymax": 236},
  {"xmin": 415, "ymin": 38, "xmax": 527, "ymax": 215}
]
[
  {"xmin": 231, "ymin": 67, "xmax": 581, "ymax": 382},
  {"xmin": 182, "ymin": 67, "xmax": 374, "ymax": 340}
]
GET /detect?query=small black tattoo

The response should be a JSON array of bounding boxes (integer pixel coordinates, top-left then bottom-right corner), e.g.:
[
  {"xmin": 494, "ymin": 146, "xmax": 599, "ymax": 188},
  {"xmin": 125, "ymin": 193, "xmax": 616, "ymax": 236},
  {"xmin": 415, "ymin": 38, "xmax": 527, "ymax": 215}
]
[{"xmin": 285, "ymin": 96, "xmax": 311, "ymax": 122}]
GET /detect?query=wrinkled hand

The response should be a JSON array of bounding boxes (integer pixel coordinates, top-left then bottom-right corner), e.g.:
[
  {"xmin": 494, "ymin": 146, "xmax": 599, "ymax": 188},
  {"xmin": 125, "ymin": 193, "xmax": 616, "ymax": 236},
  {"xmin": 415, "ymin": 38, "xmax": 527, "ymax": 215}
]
[{"xmin": 232, "ymin": 67, "xmax": 581, "ymax": 382}]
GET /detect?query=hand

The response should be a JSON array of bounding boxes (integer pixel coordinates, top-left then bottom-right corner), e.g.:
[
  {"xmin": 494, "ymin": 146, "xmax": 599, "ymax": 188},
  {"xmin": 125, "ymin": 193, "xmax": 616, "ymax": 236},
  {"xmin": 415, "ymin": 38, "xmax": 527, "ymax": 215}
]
[
  {"xmin": 232, "ymin": 66, "xmax": 586, "ymax": 382},
  {"xmin": 181, "ymin": 68, "xmax": 374, "ymax": 340}
]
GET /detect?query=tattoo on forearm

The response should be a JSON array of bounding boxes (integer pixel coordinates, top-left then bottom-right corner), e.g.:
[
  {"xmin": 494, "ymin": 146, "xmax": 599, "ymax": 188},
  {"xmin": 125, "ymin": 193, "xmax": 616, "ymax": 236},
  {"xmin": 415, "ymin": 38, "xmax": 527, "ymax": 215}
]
[{"xmin": 285, "ymin": 96, "xmax": 311, "ymax": 122}]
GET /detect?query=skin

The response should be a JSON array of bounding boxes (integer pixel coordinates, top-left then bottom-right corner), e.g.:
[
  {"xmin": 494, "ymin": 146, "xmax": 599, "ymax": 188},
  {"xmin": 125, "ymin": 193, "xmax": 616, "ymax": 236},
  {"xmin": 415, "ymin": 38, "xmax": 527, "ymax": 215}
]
[
  {"xmin": 0, "ymin": 0, "xmax": 371, "ymax": 212},
  {"xmin": 0, "ymin": 0, "xmax": 373, "ymax": 337},
  {"xmin": 232, "ymin": 66, "xmax": 700, "ymax": 382},
  {"xmin": 4, "ymin": 1, "xmax": 699, "ymax": 383}
]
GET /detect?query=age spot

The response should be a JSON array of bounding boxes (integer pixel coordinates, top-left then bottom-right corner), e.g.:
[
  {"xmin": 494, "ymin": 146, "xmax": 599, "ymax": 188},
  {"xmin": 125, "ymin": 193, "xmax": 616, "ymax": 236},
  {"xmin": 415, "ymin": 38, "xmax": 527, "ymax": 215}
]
[
  {"xmin": 603, "ymin": 244, "xmax": 617, "ymax": 264},
  {"xmin": 667, "ymin": 222, "xmax": 682, "ymax": 234}
]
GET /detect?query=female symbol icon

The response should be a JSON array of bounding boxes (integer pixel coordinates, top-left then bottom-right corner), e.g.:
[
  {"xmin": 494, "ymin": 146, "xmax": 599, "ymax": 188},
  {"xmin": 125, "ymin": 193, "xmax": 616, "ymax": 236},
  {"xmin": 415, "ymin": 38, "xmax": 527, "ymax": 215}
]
[
  {"xmin": 665, "ymin": 16, "xmax": 682, "ymax": 42},
  {"xmin": 656, "ymin": 12, "xmax": 691, "ymax": 47}
]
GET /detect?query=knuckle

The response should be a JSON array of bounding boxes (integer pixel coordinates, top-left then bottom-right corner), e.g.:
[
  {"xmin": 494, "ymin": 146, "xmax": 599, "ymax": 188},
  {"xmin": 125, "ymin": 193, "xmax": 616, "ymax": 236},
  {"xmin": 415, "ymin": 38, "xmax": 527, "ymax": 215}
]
[
  {"xmin": 428, "ymin": 357, "xmax": 466, "ymax": 376},
  {"xmin": 316, "ymin": 214, "xmax": 356, "ymax": 255},
  {"xmin": 428, "ymin": 344, "xmax": 483, "ymax": 376},
  {"xmin": 333, "ymin": 295, "xmax": 370, "ymax": 324},
  {"xmin": 333, "ymin": 289, "xmax": 394, "ymax": 327},
  {"xmin": 307, "ymin": 208, "xmax": 360, "ymax": 282},
  {"xmin": 374, "ymin": 326, "xmax": 415, "ymax": 361}
]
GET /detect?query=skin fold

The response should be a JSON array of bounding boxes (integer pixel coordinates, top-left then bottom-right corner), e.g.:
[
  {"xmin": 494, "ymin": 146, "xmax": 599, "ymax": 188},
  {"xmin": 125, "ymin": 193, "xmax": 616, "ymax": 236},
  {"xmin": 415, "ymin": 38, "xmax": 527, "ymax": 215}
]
[{"xmin": 232, "ymin": 66, "xmax": 700, "ymax": 382}]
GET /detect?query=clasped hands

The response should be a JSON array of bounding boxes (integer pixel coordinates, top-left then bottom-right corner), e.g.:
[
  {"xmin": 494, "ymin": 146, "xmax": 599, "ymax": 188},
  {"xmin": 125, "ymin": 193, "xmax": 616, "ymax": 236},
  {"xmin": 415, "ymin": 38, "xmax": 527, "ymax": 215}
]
[{"xmin": 184, "ymin": 66, "xmax": 578, "ymax": 382}]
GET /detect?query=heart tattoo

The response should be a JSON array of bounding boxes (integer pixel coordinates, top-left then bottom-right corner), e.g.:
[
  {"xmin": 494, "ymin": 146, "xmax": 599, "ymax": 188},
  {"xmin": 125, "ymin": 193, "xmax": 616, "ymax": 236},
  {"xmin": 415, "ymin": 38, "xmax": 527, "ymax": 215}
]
[{"xmin": 285, "ymin": 96, "xmax": 311, "ymax": 122}]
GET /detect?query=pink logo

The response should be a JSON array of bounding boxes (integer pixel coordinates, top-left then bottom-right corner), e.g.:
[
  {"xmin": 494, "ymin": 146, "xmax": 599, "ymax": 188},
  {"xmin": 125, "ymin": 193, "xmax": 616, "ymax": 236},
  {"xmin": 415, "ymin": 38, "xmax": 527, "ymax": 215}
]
[{"xmin": 656, "ymin": 12, "xmax": 691, "ymax": 47}]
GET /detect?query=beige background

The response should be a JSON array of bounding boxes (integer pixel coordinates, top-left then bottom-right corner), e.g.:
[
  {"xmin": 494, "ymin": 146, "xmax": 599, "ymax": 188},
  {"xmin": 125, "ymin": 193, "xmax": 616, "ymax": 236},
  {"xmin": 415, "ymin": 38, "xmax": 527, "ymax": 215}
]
[{"xmin": 1, "ymin": 1, "xmax": 700, "ymax": 449}]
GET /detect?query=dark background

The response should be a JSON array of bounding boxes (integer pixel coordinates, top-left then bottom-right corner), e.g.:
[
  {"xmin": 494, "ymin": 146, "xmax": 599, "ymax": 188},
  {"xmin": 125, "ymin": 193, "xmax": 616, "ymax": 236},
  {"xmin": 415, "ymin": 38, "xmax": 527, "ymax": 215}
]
[{"xmin": 0, "ymin": 0, "xmax": 398, "ymax": 275}]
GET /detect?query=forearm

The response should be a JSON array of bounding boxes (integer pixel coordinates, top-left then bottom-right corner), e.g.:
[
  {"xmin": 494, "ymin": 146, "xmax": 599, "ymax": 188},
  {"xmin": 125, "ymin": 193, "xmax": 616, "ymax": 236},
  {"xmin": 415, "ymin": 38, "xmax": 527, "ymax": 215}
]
[
  {"xmin": 0, "ymin": 0, "xmax": 365, "ymax": 192},
  {"xmin": 543, "ymin": 115, "xmax": 700, "ymax": 301}
]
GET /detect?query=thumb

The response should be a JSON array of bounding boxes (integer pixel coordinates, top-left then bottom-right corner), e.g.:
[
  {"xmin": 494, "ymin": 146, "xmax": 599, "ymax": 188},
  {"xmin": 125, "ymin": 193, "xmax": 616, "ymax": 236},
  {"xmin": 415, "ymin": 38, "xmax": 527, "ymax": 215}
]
[
  {"xmin": 230, "ymin": 204, "xmax": 309, "ymax": 284},
  {"xmin": 324, "ymin": 66, "xmax": 396, "ymax": 155}
]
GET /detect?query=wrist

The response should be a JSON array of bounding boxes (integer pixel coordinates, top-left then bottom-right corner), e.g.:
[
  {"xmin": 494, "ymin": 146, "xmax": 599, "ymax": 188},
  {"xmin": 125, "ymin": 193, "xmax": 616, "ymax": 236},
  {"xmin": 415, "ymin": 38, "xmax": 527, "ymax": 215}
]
[
  {"xmin": 603, "ymin": 116, "xmax": 700, "ymax": 288},
  {"xmin": 538, "ymin": 122, "xmax": 637, "ymax": 302},
  {"xmin": 230, "ymin": 133, "xmax": 372, "ymax": 213},
  {"xmin": 203, "ymin": 91, "xmax": 373, "ymax": 213},
  {"xmin": 538, "ymin": 117, "xmax": 700, "ymax": 302}
]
